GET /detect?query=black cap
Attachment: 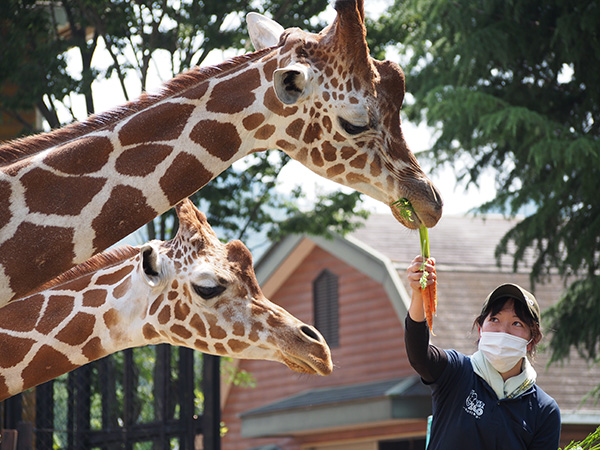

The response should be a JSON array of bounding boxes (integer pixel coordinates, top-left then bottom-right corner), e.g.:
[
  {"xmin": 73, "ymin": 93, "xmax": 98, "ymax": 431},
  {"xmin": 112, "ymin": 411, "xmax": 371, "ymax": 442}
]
[{"xmin": 481, "ymin": 283, "xmax": 540, "ymax": 323}]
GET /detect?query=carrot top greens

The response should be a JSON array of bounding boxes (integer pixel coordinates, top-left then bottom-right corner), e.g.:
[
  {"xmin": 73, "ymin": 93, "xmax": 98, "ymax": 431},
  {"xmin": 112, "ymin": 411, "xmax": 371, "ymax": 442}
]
[{"xmin": 392, "ymin": 198, "xmax": 430, "ymax": 289}]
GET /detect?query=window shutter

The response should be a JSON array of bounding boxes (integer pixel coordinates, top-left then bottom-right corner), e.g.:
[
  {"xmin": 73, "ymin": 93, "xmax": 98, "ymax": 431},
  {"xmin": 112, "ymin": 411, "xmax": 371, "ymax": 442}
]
[{"xmin": 313, "ymin": 269, "xmax": 339, "ymax": 348}]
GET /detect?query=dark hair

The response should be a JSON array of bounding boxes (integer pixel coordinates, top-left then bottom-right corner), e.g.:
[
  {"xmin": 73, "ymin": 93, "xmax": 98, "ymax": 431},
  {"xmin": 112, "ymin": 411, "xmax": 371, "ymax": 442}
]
[{"xmin": 473, "ymin": 297, "xmax": 542, "ymax": 357}]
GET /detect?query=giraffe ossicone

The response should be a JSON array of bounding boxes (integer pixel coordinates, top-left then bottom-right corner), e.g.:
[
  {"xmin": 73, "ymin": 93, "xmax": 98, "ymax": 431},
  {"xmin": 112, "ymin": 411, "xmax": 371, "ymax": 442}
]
[
  {"xmin": 0, "ymin": 0, "xmax": 442, "ymax": 305},
  {"xmin": 0, "ymin": 199, "xmax": 332, "ymax": 402}
]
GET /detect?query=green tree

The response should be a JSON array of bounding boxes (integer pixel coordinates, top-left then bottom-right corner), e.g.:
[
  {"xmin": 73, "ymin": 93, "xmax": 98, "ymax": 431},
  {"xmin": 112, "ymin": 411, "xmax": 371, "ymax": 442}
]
[{"xmin": 373, "ymin": 0, "xmax": 600, "ymax": 384}]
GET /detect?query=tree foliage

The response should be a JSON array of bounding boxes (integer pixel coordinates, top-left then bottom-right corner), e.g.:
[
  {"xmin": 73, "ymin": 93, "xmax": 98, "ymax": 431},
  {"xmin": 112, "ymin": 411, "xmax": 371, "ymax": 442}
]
[
  {"xmin": 374, "ymin": 0, "xmax": 600, "ymax": 370},
  {"xmin": 0, "ymin": 0, "xmax": 367, "ymax": 250}
]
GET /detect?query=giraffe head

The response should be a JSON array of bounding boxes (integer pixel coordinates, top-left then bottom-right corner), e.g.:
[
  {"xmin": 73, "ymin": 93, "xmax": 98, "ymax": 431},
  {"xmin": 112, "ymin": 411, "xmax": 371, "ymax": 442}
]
[
  {"xmin": 247, "ymin": 0, "xmax": 443, "ymax": 229},
  {"xmin": 140, "ymin": 199, "xmax": 332, "ymax": 375}
]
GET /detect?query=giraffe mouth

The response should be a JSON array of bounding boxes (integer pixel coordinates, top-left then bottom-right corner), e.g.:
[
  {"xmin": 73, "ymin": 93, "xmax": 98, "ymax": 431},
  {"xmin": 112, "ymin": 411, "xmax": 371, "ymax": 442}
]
[{"xmin": 281, "ymin": 353, "xmax": 333, "ymax": 376}]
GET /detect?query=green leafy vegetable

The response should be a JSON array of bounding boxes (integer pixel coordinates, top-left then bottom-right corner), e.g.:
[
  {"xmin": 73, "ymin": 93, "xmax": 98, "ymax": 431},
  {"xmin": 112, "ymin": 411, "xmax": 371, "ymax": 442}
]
[{"xmin": 393, "ymin": 198, "xmax": 430, "ymax": 289}]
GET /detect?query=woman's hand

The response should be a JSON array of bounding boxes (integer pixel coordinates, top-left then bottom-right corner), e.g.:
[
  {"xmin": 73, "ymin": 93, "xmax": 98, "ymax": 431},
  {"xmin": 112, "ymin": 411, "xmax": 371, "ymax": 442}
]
[
  {"xmin": 407, "ymin": 255, "xmax": 436, "ymax": 291},
  {"xmin": 406, "ymin": 255, "xmax": 437, "ymax": 322}
]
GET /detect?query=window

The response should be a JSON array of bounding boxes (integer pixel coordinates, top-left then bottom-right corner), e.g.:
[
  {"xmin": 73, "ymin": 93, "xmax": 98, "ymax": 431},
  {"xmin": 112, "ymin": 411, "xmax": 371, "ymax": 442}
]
[{"xmin": 313, "ymin": 269, "xmax": 339, "ymax": 348}]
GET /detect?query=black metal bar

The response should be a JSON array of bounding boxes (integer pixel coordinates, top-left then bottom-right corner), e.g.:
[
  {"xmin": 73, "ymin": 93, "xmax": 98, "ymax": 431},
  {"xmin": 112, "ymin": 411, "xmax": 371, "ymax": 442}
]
[
  {"xmin": 99, "ymin": 356, "xmax": 119, "ymax": 450},
  {"xmin": 3, "ymin": 395, "xmax": 21, "ymax": 430},
  {"xmin": 202, "ymin": 354, "xmax": 221, "ymax": 450},
  {"xmin": 179, "ymin": 348, "xmax": 195, "ymax": 450},
  {"xmin": 67, "ymin": 372, "xmax": 75, "ymax": 450},
  {"xmin": 155, "ymin": 344, "xmax": 170, "ymax": 450},
  {"xmin": 35, "ymin": 380, "xmax": 54, "ymax": 450},
  {"xmin": 16, "ymin": 421, "xmax": 33, "ymax": 450},
  {"xmin": 74, "ymin": 365, "xmax": 92, "ymax": 450},
  {"xmin": 123, "ymin": 349, "xmax": 134, "ymax": 450}
]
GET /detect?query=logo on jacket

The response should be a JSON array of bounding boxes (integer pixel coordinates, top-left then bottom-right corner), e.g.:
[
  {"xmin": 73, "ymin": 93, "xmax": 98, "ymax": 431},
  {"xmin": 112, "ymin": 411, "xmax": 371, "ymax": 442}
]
[{"xmin": 464, "ymin": 390, "xmax": 485, "ymax": 418}]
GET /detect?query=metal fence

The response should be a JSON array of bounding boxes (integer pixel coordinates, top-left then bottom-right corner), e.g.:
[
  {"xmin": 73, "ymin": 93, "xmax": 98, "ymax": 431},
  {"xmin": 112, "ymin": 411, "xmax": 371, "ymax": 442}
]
[{"xmin": 1, "ymin": 346, "xmax": 221, "ymax": 450}]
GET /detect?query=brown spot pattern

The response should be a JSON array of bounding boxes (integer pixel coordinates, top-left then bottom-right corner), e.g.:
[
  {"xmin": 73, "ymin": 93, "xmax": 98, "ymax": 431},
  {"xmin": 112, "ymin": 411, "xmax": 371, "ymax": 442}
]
[
  {"xmin": 45, "ymin": 136, "xmax": 113, "ymax": 175},
  {"xmin": 189, "ymin": 119, "xmax": 241, "ymax": 162},
  {"xmin": 263, "ymin": 87, "xmax": 298, "ymax": 117},
  {"xmin": 92, "ymin": 186, "xmax": 156, "ymax": 253},
  {"xmin": 82, "ymin": 337, "xmax": 105, "ymax": 361},
  {"xmin": 179, "ymin": 81, "xmax": 209, "ymax": 100},
  {"xmin": 0, "ymin": 375, "xmax": 9, "ymax": 400},
  {"xmin": 190, "ymin": 314, "xmax": 207, "ymax": 337},
  {"xmin": 115, "ymin": 144, "xmax": 173, "ymax": 177},
  {"xmin": 96, "ymin": 265, "xmax": 134, "ymax": 286},
  {"xmin": 228, "ymin": 339, "xmax": 251, "ymax": 353},
  {"xmin": 81, "ymin": 288, "xmax": 106, "ymax": 308},
  {"xmin": 254, "ymin": 125, "xmax": 275, "ymax": 140},
  {"xmin": 205, "ymin": 314, "xmax": 227, "ymax": 340},
  {"xmin": 37, "ymin": 295, "xmax": 74, "ymax": 335},
  {"xmin": 214, "ymin": 343, "xmax": 226, "ymax": 354},
  {"xmin": 0, "ymin": 334, "xmax": 35, "ymax": 368},
  {"xmin": 171, "ymin": 324, "xmax": 192, "ymax": 339},
  {"xmin": 326, "ymin": 164, "xmax": 345, "ymax": 178},
  {"xmin": 242, "ymin": 113, "xmax": 265, "ymax": 130},
  {"xmin": 0, "ymin": 223, "xmax": 75, "ymax": 300},
  {"xmin": 159, "ymin": 152, "xmax": 212, "ymax": 205},
  {"xmin": 21, "ymin": 168, "xmax": 105, "ymax": 216},
  {"xmin": 310, "ymin": 148, "xmax": 324, "ymax": 167},
  {"xmin": 194, "ymin": 339, "xmax": 209, "ymax": 352},
  {"xmin": 118, "ymin": 102, "xmax": 195, "ymax": 146},
  {"xmin": 142, "ymin": 323, "xmax": 160, "ymax": 340},
  {"xmin": 350, "ymin": 154, "xmax": 367, "ymax": 169},
  {"xmin": 206, "ymin": 69, "xmax": 261, "ymax": 114},
  {"xmin": 303, "ymin": 123, "xmax": 322, "ymax": 144},
  {"xmin": 174, "ymin": 301, "xmax": 190, "ymax": 320},
  {"xmin": 0, "ymin": 295, "xmax": 44, "ymax": 332},
  {"xmin": 286, "ymin": 119, "xmax": 304, "ymax": 140},
  {"xmin": 0, "ymin": 180, "xmax": 11, "ymax": 230},
  {"xmin": 113, "ymin": 276, "xmax": 131, "ymax": 299},
  {"xmin": 21, "ymin": 345, "xmax": 77, "ymax": 390},
  {"xmin": 232, "ymin": 322, "xmax": 245, "ymax": 337},
  {"xmin": 103, "ymin": 309, "xmax": 118, "ymax": 329},
  {"xmin": 322, "ymin": 142, "xmax": 337, "ymax": 161},
  {"xmin": 262, "ymin": 58, "xmax": 277, "ymax": 82},
  {"xmin": 347, "ymin": 172, "xmax": 370, "ymax": 184},
  {"xmin": 158, "ymin": 305, "xmax": 171, "ymax": 325},
  {"xmin": 341, "ymin": 147, "xmax": 357, "ymax": 159},
  {"xmin": 275, "ymin": 139, "xmax": 294, "ymax": 152},
  {"xmin": 149, "ymin": 294, "xmax": 163, "ymax": 315},
  {"xmin": 56, "ymin": 312, "xmax": 95, "ymax": 346}
]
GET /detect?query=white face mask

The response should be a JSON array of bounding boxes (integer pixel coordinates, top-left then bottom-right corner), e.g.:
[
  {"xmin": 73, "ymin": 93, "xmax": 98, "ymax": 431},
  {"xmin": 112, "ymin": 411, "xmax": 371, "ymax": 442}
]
[{"xmin": 478, "ymin": 332, "xmax": 531, "ymax": 373}]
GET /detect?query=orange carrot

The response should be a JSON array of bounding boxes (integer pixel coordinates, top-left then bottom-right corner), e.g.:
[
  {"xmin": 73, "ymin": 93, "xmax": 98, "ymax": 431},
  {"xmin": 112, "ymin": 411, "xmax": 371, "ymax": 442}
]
[{"xmin": 419, "ymin": 226, "xmax": 437, "ymax": 334}]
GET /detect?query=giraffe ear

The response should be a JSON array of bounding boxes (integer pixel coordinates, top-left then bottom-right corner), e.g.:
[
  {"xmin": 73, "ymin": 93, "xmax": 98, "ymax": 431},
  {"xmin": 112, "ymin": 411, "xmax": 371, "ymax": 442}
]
[
  {"xmin": 273, "ymin": 63, "xmax": 313, "ymax": 105},
  {"xmin": 140, "ymin": 243, "xmax": 163, "ymax": 287},
  {"xmin": 246, "ymin": 12, "xmax": 284, "ymax": 50}
]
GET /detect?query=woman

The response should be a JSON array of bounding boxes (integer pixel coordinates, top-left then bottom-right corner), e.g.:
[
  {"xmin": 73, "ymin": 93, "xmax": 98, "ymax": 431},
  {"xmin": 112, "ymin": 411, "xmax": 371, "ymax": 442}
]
[{"xmin": 405, "ymin": 255, "xmax": 560, "ymax": 449}]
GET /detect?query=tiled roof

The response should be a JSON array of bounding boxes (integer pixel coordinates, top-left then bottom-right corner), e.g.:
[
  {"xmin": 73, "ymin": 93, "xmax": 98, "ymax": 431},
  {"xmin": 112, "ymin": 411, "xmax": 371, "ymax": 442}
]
[
  {"xmin": 242, "ymin": 376, "xmax": 428, "ymax": 417},
  {"xmin": 351, "ymin": 213, "xmax": 532, "ymax": 272}
]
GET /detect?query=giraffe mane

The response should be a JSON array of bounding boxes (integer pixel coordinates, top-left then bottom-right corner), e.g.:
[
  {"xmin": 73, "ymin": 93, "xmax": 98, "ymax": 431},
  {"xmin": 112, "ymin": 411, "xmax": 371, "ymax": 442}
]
[
  {"xmin": 35, "ymin": 245, "xmax": 139, "ymax": 292},
  {"xmin": 0, "ymin": 47, "xmax": 275, "ymax": 166}
]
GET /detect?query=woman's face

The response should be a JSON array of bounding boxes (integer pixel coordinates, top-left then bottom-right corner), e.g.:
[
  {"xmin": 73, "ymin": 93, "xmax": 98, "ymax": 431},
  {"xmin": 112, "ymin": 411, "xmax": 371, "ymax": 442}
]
[{"xmin": 480, "ymin": 299, "xmax": 532, "ymax": 343}]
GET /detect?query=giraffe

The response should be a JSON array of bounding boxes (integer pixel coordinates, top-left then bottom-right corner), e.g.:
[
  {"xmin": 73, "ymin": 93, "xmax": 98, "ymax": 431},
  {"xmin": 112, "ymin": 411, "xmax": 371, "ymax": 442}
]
[
  {"xmin": 0, "ymin": 199, "xmax": 332, "ymax": 401},
  {"xmin": 0, "ymin": 0, "xmax": 443, "ymax": 306}
]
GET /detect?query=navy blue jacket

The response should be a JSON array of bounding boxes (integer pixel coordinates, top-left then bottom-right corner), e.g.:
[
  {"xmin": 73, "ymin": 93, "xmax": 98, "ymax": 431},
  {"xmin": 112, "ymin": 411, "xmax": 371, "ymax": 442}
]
[{"xmin": 405, "ymin": 316, "xmax": 561, "ymax": 449}]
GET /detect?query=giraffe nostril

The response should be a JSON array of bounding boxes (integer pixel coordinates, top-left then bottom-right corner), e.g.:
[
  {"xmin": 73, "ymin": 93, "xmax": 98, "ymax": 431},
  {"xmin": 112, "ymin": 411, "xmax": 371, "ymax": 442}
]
[{"xmin": 300, "ymin": 325, "xmax": 321, "ymax": 342}]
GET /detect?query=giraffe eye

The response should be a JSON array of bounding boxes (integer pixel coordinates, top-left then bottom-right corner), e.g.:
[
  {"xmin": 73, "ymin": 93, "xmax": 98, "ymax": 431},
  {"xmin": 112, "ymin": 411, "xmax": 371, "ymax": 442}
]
[
  {"xmin": 339, "ymin": 117, "xmax": 369, "ymax": 135},
  {"xmin": 192, "ymin": 284, "xmax": 226, "ymax": 300}
]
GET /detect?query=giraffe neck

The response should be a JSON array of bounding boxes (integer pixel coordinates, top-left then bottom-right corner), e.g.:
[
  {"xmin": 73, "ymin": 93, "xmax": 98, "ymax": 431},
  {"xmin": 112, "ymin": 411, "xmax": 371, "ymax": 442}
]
[
  {"xmin": 0, "ymin": 48, "xmax": 289, "ymax": 305},
  {"xmin": 0, "ymin": 249, "xmax": 154, "ymax": 400}
]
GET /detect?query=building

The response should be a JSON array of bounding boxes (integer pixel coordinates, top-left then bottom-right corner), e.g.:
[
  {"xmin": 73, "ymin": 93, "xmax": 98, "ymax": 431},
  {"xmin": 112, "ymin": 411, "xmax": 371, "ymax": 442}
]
[{"xmin": 221, "ymin": 213, "xmax": 600, "ymax": 450}]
